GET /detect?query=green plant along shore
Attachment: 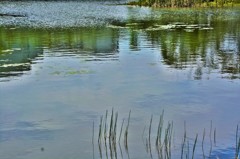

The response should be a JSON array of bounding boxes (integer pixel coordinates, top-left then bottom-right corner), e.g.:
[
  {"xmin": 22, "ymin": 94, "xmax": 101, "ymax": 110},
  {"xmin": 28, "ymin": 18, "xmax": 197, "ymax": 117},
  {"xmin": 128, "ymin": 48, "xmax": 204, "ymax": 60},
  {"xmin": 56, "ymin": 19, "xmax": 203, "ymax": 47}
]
[{"xmin": 127, "ymin": 0, "xmax": 240, "ymax": 8}]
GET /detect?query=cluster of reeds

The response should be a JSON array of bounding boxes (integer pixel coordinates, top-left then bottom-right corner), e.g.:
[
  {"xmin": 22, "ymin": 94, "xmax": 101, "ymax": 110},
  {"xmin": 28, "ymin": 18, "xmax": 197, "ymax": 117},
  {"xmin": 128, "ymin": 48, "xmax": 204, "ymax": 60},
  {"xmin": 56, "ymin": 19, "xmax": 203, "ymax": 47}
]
[
  {"xmin": 180, "ymin": 122, "xmax": 199, "ymax": 159},
  {"xmin": 180, "ymin": 121, "xmax": 217, "ymax": 159},
  {"xmin": 95, "ymin": 109, "xmax": 131, "ymax": 159},
  {"xmin": 141, "ymin": 110, "xmax": 174, "ymax": 159},
  {"xmin": 93, "ymin": 110, "xmax": 240, "ymax": 159}
]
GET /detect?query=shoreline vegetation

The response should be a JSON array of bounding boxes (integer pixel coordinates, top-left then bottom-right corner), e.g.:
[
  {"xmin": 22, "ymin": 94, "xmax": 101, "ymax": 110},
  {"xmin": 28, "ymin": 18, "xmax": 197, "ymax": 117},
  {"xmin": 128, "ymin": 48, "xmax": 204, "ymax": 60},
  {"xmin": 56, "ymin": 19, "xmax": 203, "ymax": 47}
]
[{"xmin": 126, "ymin": 0, "xmax": 240, "ymax": 8}]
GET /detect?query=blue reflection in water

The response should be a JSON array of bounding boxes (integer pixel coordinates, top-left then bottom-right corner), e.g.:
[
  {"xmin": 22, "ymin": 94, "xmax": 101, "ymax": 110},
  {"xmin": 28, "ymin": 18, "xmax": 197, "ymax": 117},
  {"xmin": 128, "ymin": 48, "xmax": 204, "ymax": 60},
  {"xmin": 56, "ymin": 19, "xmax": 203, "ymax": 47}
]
[
  {"xmin": 0, "ymin": 1, "xmax": 239, "ymax": 159},
  {"xmin": 0, "ymin": 121, "xmax": 57, "ymax": 142}
]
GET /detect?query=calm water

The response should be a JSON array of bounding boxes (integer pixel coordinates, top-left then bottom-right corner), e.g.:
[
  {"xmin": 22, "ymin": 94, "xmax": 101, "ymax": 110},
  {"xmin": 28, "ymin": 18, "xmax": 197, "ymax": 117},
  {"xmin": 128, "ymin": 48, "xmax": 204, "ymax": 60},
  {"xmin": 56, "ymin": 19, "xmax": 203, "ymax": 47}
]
[{"xmin": 0, "ymin": 1, "xmax": 240, "ymax": 159}]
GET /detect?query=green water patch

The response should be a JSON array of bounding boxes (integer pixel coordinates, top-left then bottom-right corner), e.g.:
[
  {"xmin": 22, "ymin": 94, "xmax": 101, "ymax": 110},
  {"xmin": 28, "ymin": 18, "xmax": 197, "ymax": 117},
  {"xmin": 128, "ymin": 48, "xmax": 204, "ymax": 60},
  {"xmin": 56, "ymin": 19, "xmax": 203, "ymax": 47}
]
[{"xmin": 51, "ymin": 69, "xmax": 95, "ymax": 76}]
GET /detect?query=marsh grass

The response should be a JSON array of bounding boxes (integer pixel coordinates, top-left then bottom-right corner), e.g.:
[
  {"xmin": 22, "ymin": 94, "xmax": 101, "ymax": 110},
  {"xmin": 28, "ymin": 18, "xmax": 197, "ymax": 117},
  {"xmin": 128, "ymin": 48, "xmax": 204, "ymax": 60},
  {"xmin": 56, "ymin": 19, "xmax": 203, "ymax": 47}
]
[
  {"xmin": 96, "ymin": 109, "xmax": 131, "ymax": 159},
  {"xmin": 181, "ymin": 122, "xmax": 201, "ymax": 159},
  {"xmin": 94, "ymin": 110, "xmax": 239, "ymax": 159},
  {"xmin": 141, "ymin": 111, "xmax": 174, "ymax": 159}
]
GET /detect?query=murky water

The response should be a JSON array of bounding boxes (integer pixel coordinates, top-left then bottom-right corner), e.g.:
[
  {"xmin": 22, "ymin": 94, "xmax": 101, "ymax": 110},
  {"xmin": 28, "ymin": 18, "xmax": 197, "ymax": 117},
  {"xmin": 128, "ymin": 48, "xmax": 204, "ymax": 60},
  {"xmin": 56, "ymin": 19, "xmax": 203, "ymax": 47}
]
[{"xmin": 0, "ymin": 1, "xmax": 240, "ymax": 159}]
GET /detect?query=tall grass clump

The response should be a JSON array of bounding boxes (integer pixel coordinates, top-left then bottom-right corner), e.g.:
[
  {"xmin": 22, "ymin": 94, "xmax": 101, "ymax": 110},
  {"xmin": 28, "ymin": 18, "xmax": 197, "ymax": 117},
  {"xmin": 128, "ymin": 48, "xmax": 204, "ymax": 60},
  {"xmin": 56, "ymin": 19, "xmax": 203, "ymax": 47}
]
[
  {"xmin": 95, "ymin": 109, "xmax": 131, "ymax": 159},
  {"xmin": 94, "ymin": 109, "xmax": 128, "ymax": 158},
  {"xmin": 142, "ymin": 110, "xmax": 174, "ymax": 159}
]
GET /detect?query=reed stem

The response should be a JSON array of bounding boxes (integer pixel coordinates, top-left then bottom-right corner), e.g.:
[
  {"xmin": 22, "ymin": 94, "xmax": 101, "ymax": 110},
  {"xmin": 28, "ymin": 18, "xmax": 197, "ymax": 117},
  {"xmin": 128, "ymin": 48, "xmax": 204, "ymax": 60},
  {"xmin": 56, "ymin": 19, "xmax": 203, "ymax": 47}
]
[
  {"xmin": 192, "ymin": 134, "xmax": 198, "ymax": 159},
  {"xmin": 202, "ymin": 128, "xmax": 206, "ymax": 159},
  {"xmin": 149, "ymin": 115, "xmax": 153, "ymax": 148},
  {"xmin": 98, "ymin": 116, "xmax": 103, "ymax": 143},
  {"xmin": 104, "ymin": 110, "xmax": 108, "ymax": 141},
  {"xmin": 109, "ymin": 108, "xmax": 114, "ymax": 140},
  {"xmin": 119, "ymin": 119, "xmax": 125, "ymax": 143},
  {"xmin": 124, "ymin": 110, "xmax": 131, "ymax": 147},
  {"xmin": 209, "ymin": 121, "xmax": 213, "ymax": 157}
]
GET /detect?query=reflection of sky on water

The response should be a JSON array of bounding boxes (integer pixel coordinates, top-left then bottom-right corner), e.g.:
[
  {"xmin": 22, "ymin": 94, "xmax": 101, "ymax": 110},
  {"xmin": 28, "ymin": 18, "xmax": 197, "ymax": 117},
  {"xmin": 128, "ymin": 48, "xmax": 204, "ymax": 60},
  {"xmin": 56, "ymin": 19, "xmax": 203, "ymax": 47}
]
[
  {"xmin": 0, "ymin": 26, "xmax": 240, "ymax": 158},
  {"xmin": 1, "ymin": 30, "xmax": 240, "ymax": 159},
  {"xmin": 0, "ymin": 3, "xmax": 240, "ymax": 159}
]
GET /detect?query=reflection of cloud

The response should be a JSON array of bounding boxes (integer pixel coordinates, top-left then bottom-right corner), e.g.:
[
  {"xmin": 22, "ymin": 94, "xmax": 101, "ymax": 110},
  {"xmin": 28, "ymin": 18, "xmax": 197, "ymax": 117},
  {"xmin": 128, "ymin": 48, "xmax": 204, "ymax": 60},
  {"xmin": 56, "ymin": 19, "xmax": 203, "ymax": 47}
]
[
  {"xmin": 0, "ymin": 129, "xmax": 52, "ymax": 142},
  {"xmin": 0, "ymin": 120, "xmax": 62, "ymax": 142},
  {"xmin": 135, "ymin": 93, "xmax": 212, "ymax": 116}
]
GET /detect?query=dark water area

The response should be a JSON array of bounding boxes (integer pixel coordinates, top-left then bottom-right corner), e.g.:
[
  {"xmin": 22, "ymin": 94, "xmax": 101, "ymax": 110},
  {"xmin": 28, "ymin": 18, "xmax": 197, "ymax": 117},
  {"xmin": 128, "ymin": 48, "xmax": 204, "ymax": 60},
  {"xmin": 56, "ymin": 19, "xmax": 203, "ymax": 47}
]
[{"xmin": 0, "ymin": 1, "xmax": 240, "ymax": 159}]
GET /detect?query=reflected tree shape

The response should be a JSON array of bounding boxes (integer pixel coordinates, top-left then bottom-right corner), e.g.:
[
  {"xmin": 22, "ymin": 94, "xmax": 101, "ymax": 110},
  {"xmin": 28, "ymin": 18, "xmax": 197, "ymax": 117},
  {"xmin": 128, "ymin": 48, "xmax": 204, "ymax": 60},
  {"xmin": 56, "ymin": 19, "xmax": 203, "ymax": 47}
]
[
  {"xmin": 143, "ymin": 18, "xmax": 240, "ymax": 79},
  {"xmin": 0, "ymin": 27, "xmax": 120, "ymax": 81},
  {"xmin": 0, "ymin": 28, "xmax": 43, "ymax": 80},
  {"xmin": 121, "ymin": 7, "xmax": 240, "ymax": 79}
]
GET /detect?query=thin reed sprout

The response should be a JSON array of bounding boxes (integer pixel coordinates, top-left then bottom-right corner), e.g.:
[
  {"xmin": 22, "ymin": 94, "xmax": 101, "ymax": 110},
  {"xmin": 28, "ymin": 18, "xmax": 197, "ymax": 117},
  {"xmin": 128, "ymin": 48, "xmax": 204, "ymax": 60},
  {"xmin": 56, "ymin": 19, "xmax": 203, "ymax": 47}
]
[
  {"xmin": 109, "ymin": 108, "xmax": 114, "ymax": 140},
  {"xmin": 209, "ymin": 121, "xmax": 213, "ymax": 157},
  {"xmin": 124, "ymin": 110, "xmax": 131, "ymax": 148},
  {"xmin": 156, "ymin": 110, "xmax": 164, "ymax": 148},
  {"xmin": 113, "ymin": 112, "xmax": 118, "ymax": 143},
  {"xmin": 98, "ymin": 116, "xmax": 103, "ymax": 143},
  {"xmin": 202, "ymin": 128, "xmax": 206, "ymax": 159},
  {"xmin": 149, "ymin": 115, "xmax": 153, "ymax": 148},
  {"xmin": 192, "ymin": 134, "xmax": 198, "ymax": 159},
  {"xmin": 119, "ymin": 119, "xmax": 125, "ymax": 143},
  {"xmin": 104, "ymin": 110, "xmax": 108, "ymax": 141},
  {"xmin": 181, "ymin": 121, "xmax": 187, "ymax": 159}
]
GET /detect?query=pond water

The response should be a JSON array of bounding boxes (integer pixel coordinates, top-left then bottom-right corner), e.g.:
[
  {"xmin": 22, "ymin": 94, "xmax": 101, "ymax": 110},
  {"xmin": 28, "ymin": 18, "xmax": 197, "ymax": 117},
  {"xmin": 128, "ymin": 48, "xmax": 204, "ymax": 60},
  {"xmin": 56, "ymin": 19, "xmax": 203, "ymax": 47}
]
[{"xmin": 0, "ymin": 1, "xmax": 240, "ymax": 159}]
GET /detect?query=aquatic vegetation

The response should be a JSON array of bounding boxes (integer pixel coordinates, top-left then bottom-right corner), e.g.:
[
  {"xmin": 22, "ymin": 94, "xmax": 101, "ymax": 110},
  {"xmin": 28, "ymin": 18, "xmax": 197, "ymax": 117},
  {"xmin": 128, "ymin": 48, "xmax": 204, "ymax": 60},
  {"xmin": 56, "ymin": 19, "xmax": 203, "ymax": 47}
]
[
  {"xmin": 94, "ymin": 110, "xmax": 240, "ymax": 159},
  {"xmin": 145, "ymin": 23, "xmax": 214, "ymax": 32},
  {"xmin": 127, "ymin": 0, "xmax": 240, "ymax": 8},
  {"xmin": 50, "ymin": 69, "xmax": 95, "ymax": 76},
  {"xmin": 0, "ymin": 2, "xmax": 239, "ymax": 159},
  {"xmin": 96, "ymin": 109, "xmax": 131, "ymax": 159}
]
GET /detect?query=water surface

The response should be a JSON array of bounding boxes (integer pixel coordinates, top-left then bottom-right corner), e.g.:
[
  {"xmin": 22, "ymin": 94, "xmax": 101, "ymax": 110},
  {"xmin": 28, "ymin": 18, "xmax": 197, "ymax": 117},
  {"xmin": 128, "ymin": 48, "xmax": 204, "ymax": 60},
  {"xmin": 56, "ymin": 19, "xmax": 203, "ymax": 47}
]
[{"xmin": 0, "ymin": 1, "xmax": 240, "ymax": 159}]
